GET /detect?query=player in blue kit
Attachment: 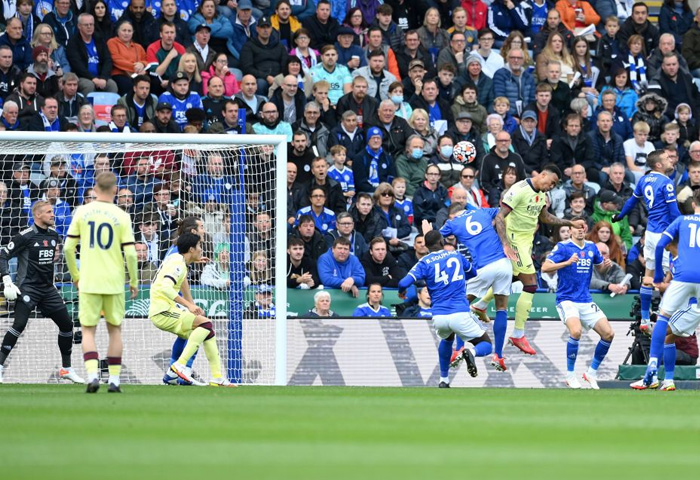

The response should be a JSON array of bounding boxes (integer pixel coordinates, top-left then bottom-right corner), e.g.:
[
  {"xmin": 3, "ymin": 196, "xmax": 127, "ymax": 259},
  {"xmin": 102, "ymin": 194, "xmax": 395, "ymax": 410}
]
[
  {"xmin": 542, "ymin": 221, "xmax": 615, "ymax": 389},
  {"xmin": 161, "ymin": 216, "xmax": 208, "ymax": 386},
  {"xmin": 631, "ymin": 189, "xmax": 700, "ymax": 391},
  {"xmin": 613, "ymin": 150, "xmax": 681, "ymax": 334},
  {"xmin": 429, "ymin": 205, "xmax": 512, "ymax": 372},
  {"xmin": 398, "ymin": 231, "xmax": 493, "ymax": 388}
]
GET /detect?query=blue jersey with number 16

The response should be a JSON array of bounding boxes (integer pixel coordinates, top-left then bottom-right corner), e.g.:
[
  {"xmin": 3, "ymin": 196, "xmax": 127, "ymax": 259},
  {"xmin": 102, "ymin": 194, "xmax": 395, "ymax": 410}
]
[
  {"xmin": 633, "ymin": 171, "xmax": 678, "ymax": 233},
  {"xmin": 663, "ymin": 214, "xmax": 700, "ymax": 283},
  {"xmin": 406, "ymin": 250, "xmax": 476, "ymax": 315},
  {"xmin": 439, "ymin": 208, "xmax": 505, "ymax": 269}
]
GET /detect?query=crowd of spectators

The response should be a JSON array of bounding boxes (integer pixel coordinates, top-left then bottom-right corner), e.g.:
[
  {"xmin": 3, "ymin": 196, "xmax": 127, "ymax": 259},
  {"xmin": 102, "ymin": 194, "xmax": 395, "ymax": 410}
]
[{"xmin": 1, "ymin": 1, "xmax": 700, "ymax": 318}]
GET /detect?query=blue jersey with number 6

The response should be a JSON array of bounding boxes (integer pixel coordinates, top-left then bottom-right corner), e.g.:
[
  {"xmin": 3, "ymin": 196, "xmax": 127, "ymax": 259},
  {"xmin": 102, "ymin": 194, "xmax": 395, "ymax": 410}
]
[
  {"xmin": 547, "ymin": 240, "xmax": 603, "ymax": 304},
  {"xmin": 406, "ymin": 250, "xmax": 476, "ymax": 315},
  {"xmin": 663, "ymin": 215, "xmax": 700, "ymax": 283},
  {"xmin": 439, "ymin": 208, "xmax": 505, "ymax": 269},
  {"xmin": 633, "ymin": 171, "xmax": 678, "ymax": 233}
]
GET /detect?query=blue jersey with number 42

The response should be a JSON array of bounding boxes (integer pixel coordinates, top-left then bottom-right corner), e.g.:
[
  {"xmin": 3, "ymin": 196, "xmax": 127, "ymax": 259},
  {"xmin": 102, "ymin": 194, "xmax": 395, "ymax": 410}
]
[
  {"xmin": 407, "ymin": 250, "xmax": 476, "ymax": 315},
  {"xmin": 547, "ymin": 240, "xmax": 603, "ymax": 304},
  {"xmin": 663, "ymin": 214, "xmax": 700, "ymax": 283},
  {"xmin": 633, "ymin": 171, "xmax": 678, "ymax": 233},
  {"xmin": 439, "ymin": 208, "xmax": 505, "ymax": 269}
]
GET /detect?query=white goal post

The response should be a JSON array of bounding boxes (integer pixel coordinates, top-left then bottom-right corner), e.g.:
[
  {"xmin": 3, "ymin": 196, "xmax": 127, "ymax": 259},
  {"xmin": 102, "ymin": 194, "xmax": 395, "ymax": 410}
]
[{"xmin": 0, "ymin": 131, "xmax": 288, "ymax": 385}]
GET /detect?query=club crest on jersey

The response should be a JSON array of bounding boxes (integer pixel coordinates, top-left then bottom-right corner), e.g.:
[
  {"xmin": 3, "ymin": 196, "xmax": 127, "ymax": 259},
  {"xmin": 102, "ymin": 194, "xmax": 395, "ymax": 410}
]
[{"xmin": 588, "ymin": 251, "xmax": 593, "ymax": 257}]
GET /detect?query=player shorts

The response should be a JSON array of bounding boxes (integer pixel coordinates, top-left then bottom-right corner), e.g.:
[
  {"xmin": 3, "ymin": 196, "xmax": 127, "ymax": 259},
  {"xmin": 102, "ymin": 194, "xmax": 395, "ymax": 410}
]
[
  {"xmin": 79, "ymin": 292, "xmax": 125, "ymax": 327},
  {"xmin": 432, "ymin": 311, "xmax": 485, "ymax": 342},
  {"xmin": 467, "ymin": 257, "xmax": 513, "ymax": 297},
  {"xmin": 151, "ymin": 306, "xmax": 196, "ymax": 339},
  {"xmin": 18, "ymin": 285, "xmax": 67, "ymax": 317},
  {"xmin": 668, "ymin": 303, "xmax": 700, "ymax": 337},
  {"xmin": 556, "ymin": 301, "xmax": 606, "ymax": 330},
  {"xmin": 508, "ymin": 231, "xmax": 535, "ymax": 275},
  {"xmin": 644, "ymin": 231, "xmax": 670, "ymax": 271},
  {"xmin": 659, "ymin": 281, "xmax": 700, "ymax": 316}
]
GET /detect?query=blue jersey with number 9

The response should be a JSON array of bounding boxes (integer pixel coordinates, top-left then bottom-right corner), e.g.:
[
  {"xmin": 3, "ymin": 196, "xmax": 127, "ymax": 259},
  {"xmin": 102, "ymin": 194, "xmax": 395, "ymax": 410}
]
[
  {"xmin": 407, "ymin": 250, "xmax": 476, "ymax": 315},
  {"xmin": 633, "ymin": 171, "xmax": 678, "ymax": 233}
]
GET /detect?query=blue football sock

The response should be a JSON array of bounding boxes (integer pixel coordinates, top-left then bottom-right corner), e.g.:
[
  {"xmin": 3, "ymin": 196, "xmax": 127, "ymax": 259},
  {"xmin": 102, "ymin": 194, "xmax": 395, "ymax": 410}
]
[
  {"xmin": 455, "ymin": 336, "xmax": 465, "ymax": 351},
  {"xmin": 474, "ymin": 341, "xmax": 492, "ymax": 357},
  {"xmin": 566, "ymin": 337, "xmax": 579, "ymax": 373},
  {"xmin": 494, "ymin": 310, "xmax": 507, "ymax": 357},
  {"xmin": 640, "ymin": 286, "xmax": 653, "ymax": 321},
  {"xmin": 438, "ymin": 338, "xmax": 453, "ymax": 378},
  {"xmin": 648, "ymin": 315, "xmax": 669, "ymax": 364},
  {"xmin": 170, "ymin": 337, "xmax": 187, "ymax": 366},
  {"xmin": 663, "ymin": 343, "xmax": 677, "ymax": 381},
  {"xmin": 590, "ymin": 339, "xmax": 611, "ymax": 371}
]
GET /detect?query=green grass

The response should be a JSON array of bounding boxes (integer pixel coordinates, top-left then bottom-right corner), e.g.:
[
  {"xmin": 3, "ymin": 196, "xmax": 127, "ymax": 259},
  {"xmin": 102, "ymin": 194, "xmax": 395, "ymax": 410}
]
[{"xmin": 1, "ymin": 385, "xmax": 700, "ymax": 479}]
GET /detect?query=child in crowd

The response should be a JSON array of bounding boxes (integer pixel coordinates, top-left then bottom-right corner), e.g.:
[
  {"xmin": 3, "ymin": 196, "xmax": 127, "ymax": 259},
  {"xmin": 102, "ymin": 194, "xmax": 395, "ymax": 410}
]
[
  {"xmin": 655, "ymin": 122, "xmax": 688, "ymax": 165},
  {"xmin": 595, "ymin": 16, "xmax": 621, "ymax": 82},
  {"xmin": 493, "ymin": 97, "xmax": 518, "ymax": 135},
  {"xmin": 436, "ymin": 63, "xmax": 459, "ymax": 104},
  {"xmin": 392, "ymin": 177, "xmax": 413, "ymax": 225},
  {"xmin": 327, "ymin": 145, "xmax": 355, "ymax": 208},
  {"xmin": 674, "ymin": 103, "xmax": 698, "ymax": 148}
]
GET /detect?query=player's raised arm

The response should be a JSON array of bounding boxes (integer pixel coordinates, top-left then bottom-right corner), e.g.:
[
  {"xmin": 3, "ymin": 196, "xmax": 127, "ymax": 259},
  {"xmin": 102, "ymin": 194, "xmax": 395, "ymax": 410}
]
[{"xmin": 494, "ymin": 203, "xmax": 515, "ymax": 260}]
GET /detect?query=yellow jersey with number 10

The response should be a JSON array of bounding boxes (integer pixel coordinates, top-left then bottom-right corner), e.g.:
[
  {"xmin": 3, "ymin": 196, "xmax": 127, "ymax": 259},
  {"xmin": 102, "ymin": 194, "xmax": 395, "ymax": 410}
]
[
  {"xmin": 501, "ymin": 179, "xmax": 547, "ymax": 235},
  {"xmin": 66, "ymin": 201, "xmax": 136, "ymax": 295}
]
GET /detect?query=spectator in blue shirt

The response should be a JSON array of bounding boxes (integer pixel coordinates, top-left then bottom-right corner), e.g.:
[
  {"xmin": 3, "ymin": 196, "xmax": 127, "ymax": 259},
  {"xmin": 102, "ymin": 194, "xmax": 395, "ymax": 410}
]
[
  {"xmin": 317, "ymin": 236, "xmax": 365, "ymax": 295},
  {"xmin": 353, "ymin": 282, "xmax": 392, "ymax": 317}
]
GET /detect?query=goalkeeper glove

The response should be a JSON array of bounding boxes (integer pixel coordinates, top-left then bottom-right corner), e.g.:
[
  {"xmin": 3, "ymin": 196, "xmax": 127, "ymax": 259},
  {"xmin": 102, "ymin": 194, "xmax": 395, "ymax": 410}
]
[
  {"xmin": 2, "ymin": 275, "xmax": 20, "ymax": 301},
  {"xmin": 611, "ymin": 214, "xmax": 621, "ymax": 223}
]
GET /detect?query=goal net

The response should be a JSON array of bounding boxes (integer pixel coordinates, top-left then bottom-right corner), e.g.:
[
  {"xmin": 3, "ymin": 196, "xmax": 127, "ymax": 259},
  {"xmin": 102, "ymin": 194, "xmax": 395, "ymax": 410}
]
[{"xmin": 0, "ymin": 132, "xmax": 287, "ymax": 385}]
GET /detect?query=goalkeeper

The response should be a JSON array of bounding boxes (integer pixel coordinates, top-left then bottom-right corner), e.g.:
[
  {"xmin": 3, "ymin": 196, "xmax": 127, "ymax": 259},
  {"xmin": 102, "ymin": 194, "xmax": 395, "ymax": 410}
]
[
  {"xmin": 150, "ymin": 232, "xmax": 234, "ymax": 387},
  {"xmin": 0, "ymin": 201, "xmax": 83, "ymax": 384}
]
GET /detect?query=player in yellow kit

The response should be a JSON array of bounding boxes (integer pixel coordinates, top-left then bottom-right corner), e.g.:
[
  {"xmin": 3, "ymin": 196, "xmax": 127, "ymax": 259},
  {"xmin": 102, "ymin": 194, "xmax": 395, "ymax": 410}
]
[
  {"xmin": 150, "ymin": 232, "xmax": 235, "ymax": 387},
  {"xmin": 64, "ymin": 172, "xmax": 139, "ymax": 394},
  {"xmin": 472, "ymin": 165, "xmax": 586, "ymax": 355}
]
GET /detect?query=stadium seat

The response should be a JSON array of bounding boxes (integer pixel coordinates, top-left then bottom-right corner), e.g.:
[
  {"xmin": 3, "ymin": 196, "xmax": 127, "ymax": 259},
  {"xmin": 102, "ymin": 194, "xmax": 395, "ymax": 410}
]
[{"xmin": 87, "ymin": 92, "xmax": 120, "ymax": 124}]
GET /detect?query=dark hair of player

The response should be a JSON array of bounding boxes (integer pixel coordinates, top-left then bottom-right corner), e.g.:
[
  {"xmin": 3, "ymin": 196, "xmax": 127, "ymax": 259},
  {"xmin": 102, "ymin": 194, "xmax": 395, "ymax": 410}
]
[
  {"xmin": 177, "ymin": 215, "xmax": 202, "ymax": 236},
  {"xmin": 424, "ymin": 231, "xmax": 444, "ymax": 251},
  {"xmin": 647, "ymin": 149, "xmax": 666, "ymax": 170},
  {"xmin": 541, "ymin": 163, "xmax": 563, "ymax": 179},
  {"xmin": 177, "ymin": 232, "xmax": 201, "ymax": 255}
]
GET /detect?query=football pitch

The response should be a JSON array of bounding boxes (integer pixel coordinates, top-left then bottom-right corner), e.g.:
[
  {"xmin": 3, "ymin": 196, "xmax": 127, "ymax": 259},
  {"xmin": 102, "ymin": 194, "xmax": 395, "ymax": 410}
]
[{"xmin": 1, "ymin": 385, "xmax": 699, "ymax": 480}]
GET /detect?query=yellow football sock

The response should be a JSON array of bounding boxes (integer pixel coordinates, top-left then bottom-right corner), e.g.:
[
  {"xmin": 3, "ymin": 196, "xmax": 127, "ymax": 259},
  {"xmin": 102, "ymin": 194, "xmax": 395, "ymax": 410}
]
[
  {"xmin": 203, "ymin": 338, "xmax": 222, "ymax": 379},
  {"xmin": 85, "ymin": 359, "xmax": 98, "ymax": 375},
  {"xmin": 177, "ymin": 327, "xmax": 209, "ymax": 365},
  {"xmin": 514, "ymin": 291, "xmax": 534, "ymax": 331},
  {"xmin": 475, "ymin": 288, "xmax": 494, "ymax": 309}
]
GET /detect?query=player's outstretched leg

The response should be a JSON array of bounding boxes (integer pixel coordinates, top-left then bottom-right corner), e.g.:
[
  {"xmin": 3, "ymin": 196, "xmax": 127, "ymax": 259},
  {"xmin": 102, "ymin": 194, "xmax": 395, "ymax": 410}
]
[
  {"xmin": 450, "ymin": 336, "xmax": 465, "ymax": 368},
  {"xmin": 171, "ymin": 317, "xmax": 235, "ymax": 387},
  {"xmin": 439, "ymin": 336, "xmax": 454, "ymax": 387},
  {"xmin": 660, "ymin": 342, "xmax": 677, "ymax": 391},
  {"xmin": 0, "ymin": 301, "xmax": 31, "ymax": 382},
  {"xmin": 166, "ymin": 338, "xmax": 201, "ymax": 386},
  {"xmin": 639, "ymin": 284, "xmax": 654, "ymax": 334},
  {"xmin": 460, "ymin": 333, "xmax": 492, "ymax": 378},
  {"xmin": 509, "ymin": 284, "xmax": 537, "ymax": 355},
  {"xmin": 471, "ymin": 288, "xmax": 494, "ymax": 322},
  {"xmin": 644, "ymin": 313, "xmax": 670, "ymax": 387},
  {"xmin": 51, "ymin": 308, "xmax": 84, "ymax": 384},
  {"xmin": 582, "ymin": 319, "xmax": 614, "ymax": 390}
]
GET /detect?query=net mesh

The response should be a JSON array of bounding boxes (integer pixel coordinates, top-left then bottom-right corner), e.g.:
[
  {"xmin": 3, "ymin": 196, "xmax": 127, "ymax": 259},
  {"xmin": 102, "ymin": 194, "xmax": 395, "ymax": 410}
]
[{"xmin": 0, "ymin": 136, "xmax": 281, "ymax": 384}]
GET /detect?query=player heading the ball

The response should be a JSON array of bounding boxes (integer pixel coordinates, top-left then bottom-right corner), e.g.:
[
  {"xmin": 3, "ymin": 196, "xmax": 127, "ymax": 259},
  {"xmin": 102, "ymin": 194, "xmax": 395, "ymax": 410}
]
[{"xmin": 149, "ymin": 232, "xmax": 235, "ymax": 387}]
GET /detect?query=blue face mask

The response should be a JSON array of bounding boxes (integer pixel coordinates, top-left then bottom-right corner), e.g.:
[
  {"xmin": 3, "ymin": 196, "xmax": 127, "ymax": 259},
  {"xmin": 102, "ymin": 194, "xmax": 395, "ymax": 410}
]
[
  {"xmin": 411, "ymin": 148, "xmax": 423, "ymax": 159},
  {"xmin": 391, "ymin": 95, "xmax": 404, "ymax": 104},
  {"xmin": 440, "ymin": 146, "xmax": 454, "ymax": 158}
]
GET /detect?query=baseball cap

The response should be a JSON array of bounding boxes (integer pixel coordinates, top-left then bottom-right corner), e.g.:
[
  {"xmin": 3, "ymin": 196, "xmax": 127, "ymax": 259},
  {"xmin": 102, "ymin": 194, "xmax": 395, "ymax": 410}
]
[
  {"xmin": 238, "ymin": 0, "xmax": 253, "ymax": 9},
  {"xmin": 41, "ymin": 178, "xmax": 61, "ymax": 190},
  {"xmin": 599, "ymin": 190, "xmax": 621, "ymax": 204},
  {"xmin": 521, "ymin": 110, "xmax": 537, "ymax": 122},
  {"xmin": 367, "ymin": 126, "xmax": 383, "ymax": 140},
  {"xmin": 156, "ymin": 101, "xmax": 173, "ymax": 111},
  {"xmin": 195, "ymin": 23, "xmax": 212, "ymax": 33},
  {"xmin": 257, "ymin": 16, "xmax": 272, "ymax": 27},
  {"xmin": 456, "ymin": 112, "xmax": 472, "ymax": 121},
  {"xmin": 13, "ymin": 162, "xmax": 30, "ymax": 171},
  {"xmin": 50, "ymin": 156, "xmax": 67, "ymax": 166},
  {"xmin": 170, "ymin": 71, "xmax": 189, "ymax": 83},
  {"xmin": 408, "ymin": 59, "xmax": 425, "ymax": 71},
  {"xmin": 337, "ymin": 26, "xmax": 355, "ymax": 37}
]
